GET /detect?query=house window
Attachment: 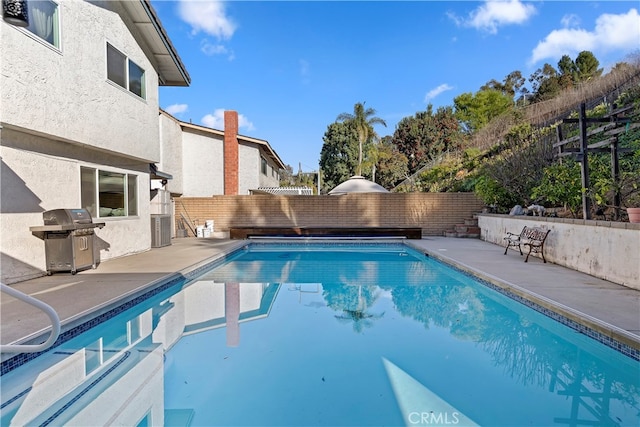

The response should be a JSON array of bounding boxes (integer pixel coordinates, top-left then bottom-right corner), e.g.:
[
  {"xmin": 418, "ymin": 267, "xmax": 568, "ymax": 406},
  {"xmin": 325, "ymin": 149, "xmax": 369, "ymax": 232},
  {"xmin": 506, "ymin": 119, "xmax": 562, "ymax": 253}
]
[
  {"xmin": 128, "ymin": 61, "xmax": 145, "ymax": 98},
  {"xmin": 106, "ymin": 43, "xmax": 146, "ymax": 99},
  {"xmin": 81, "ymin": 167, "xmax": 138, "ymax": 218},
  {"xmin": 26, "ymin": 0, "xmax": 60, "ymax": 48},
  {"xmin": 261, "ymin": 157, "xmax": 267, "ymax": 175}
]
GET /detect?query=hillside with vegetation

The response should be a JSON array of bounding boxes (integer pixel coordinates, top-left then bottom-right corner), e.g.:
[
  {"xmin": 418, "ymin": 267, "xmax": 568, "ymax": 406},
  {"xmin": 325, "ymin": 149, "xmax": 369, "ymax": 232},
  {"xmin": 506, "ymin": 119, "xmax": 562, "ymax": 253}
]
[{"xmin": 315, "ymin": 51, "xmax": 640, "ymax": 220}]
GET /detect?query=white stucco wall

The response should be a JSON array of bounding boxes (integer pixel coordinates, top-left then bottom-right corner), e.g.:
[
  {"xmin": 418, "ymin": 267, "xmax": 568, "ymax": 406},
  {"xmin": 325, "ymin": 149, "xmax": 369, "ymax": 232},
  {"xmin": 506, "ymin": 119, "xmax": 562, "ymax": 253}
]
[
  {"xmin": 181, "ymin": 130, "xmax": 224, "ymax": 197},
  {"xmin": 1, "ymin": 129, "xmax": 151, "ymax": 284},
  {"xmin": 0, "ymin": 0, "xmax": 160, "ymax": 162},
  {"xmin": 159, "ymin": 113, "xmax": 184, "ymax": 195},
  {"xmin": 0, "ymin": 0, "xmax": 175, "ymax": 283},
  {"xmin": 238, "ymin": 144, "xmax": 259, "ymax": 195},
  {"xmin": 478, "ymin": 214, "xmax": 640, "ymax": 290},
  {"xmin": 237, "ymin": 143, "xmax": 281, "ymax": 193},
  {"xmin": 259, "ymin": 156, "xmax": 281, "ymax": 188}
]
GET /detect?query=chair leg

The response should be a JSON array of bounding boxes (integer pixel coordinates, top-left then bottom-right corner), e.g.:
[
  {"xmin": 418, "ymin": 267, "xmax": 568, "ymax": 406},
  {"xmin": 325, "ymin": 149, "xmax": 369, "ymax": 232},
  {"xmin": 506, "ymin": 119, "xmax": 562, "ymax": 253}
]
[
  {"xmin": 504, "ymin": 244, "xmax": 509, "ymax": 255},
  {"xmin": 524, "ymin": 247, "xmax": 532, "ymax": 262}
]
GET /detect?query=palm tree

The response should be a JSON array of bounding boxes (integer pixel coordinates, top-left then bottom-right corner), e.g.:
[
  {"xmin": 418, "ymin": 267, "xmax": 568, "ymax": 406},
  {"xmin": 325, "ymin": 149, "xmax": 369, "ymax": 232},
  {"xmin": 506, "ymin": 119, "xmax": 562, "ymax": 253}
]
[{"xmin": 336, "ymin": 102, "xmax": 387, "ymax": 176}]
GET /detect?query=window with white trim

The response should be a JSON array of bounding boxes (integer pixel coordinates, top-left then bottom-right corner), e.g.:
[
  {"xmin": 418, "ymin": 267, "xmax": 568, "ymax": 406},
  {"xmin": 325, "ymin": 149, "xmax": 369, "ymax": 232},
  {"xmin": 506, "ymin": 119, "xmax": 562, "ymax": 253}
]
[
  {"xmin": 26, "ymin": 0, "xmax": 60, "ymax": 48},
  {"xmin": 81, "ymin": 167, "xmax": 138, "ymax": 218},
  {"xmin": 106, "ymin": 43, "xmax": 146, "ymax": 99}
]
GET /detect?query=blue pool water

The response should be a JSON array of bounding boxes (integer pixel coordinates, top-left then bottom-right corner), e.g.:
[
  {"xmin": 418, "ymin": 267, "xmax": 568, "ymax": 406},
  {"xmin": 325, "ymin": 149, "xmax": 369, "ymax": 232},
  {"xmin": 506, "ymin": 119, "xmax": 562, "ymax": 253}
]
[{"xmin": 1, "ymin": 243, "xmax": 639, "ymax": 426}]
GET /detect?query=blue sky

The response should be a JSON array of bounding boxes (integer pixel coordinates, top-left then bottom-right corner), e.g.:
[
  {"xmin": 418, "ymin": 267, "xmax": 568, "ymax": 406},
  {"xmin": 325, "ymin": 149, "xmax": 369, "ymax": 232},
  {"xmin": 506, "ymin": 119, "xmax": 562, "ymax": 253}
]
[{"xmin": 152, "ymin": 1, "xmax": 640, "ymax": 172}]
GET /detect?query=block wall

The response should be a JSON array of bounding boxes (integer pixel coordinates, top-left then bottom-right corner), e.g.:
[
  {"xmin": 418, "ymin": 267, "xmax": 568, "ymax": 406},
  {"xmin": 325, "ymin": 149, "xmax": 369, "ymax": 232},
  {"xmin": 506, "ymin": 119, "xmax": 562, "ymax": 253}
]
[{"xmin": 175, "ymin": 193, "xmax": 485, "ymax": 236}]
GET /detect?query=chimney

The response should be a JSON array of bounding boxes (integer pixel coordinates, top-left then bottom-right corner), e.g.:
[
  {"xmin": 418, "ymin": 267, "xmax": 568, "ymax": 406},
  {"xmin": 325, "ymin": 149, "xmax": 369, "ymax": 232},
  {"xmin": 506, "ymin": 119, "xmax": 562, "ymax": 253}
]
[
  {"xmin": 224, "ymin": 110, "xmax": 239, "ymax": 195},
  {"xmin": 225, "ymin": 282, "xmax": 240, "ymax": 347}
]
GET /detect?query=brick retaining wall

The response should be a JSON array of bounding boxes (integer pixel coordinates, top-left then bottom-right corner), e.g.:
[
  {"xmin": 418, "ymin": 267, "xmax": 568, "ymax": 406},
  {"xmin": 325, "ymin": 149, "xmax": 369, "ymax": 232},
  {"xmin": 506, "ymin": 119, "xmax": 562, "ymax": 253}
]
[{"xmin": 175, "ymin": 193, "xmax": 485, "ymax": 237}]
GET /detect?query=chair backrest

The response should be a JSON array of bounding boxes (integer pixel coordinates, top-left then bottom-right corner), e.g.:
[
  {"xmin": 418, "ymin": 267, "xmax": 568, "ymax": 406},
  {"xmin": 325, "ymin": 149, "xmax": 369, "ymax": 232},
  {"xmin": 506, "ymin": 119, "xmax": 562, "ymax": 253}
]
[{"xmin": 522, "ymin": 226, "xmax": 549, "ymax": 241}]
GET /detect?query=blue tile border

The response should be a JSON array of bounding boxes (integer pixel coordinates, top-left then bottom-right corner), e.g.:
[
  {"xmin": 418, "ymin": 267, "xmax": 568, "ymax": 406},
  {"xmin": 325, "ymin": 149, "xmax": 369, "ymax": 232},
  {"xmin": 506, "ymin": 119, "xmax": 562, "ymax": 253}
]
[
  {"xmin": 483, "ymin": 278, "xmax": 639, "ymax": 360},
  {"xmin": 420, "ymin": 252, "xmax": 640, "ymax": 361},
  {"xmin": 0, "ymin": 248, "xmax": 242, "ymax": 375}
]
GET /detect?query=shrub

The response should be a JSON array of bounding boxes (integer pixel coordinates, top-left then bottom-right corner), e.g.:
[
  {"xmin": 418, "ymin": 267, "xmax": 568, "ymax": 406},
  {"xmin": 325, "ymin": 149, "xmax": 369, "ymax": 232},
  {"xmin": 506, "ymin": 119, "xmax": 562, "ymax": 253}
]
[
  {"xmin": 474, "ymin": 175, "xmax": 520, "ymax": 212},
  {"xmin": 532, "ymin": 162, "xmax": 583, "ymax": 216}
]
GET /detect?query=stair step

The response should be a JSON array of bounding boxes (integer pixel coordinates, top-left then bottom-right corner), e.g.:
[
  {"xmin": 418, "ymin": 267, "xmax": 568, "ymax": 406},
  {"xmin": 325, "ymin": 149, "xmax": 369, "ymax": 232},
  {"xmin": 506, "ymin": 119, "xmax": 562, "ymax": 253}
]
[{"xmin": 444, "ymin": 228, "xmax": 481, "ymax": 238}]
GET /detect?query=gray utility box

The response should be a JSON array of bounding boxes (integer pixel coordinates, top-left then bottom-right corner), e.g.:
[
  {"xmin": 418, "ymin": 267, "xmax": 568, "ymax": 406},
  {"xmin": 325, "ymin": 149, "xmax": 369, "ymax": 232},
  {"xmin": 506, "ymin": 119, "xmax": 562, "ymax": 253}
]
[
  {"xmin": 30, "ymin": 209, "xmax": 105, "ymax": 275},
  {"xmin": 151, "ymin": 214, "xmax": 171, "ymax": 248}
]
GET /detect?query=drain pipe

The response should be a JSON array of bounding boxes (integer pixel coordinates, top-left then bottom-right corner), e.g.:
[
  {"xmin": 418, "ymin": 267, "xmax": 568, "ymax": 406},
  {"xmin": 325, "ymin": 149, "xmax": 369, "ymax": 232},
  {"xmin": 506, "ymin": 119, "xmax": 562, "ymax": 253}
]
[{"xmin": 0, "ymin": 283, "xmax": 61, "ymax": 353}]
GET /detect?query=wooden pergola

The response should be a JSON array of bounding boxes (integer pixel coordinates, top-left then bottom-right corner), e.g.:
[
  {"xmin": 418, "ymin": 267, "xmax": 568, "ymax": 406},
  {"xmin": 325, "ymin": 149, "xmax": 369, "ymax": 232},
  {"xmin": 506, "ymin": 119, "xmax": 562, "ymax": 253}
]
[{"xmin": 554, "ymin": 103, "xmax": 638, "ymax": 220}]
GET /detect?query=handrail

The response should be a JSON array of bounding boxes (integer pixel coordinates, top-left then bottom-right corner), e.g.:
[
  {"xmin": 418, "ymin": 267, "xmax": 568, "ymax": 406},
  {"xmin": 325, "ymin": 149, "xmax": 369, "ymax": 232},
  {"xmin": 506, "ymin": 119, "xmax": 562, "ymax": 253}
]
[{"xmin": 0, "ymin": 283, "xmax": 61, "ymax": 353}]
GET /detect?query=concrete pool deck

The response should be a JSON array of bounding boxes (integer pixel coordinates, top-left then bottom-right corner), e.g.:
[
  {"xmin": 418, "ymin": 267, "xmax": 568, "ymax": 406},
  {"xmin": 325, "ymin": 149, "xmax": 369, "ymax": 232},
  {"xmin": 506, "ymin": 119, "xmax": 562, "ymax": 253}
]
[{"xmin": 1, "ymin": 237, "xmax": 639, "ymax": 356}]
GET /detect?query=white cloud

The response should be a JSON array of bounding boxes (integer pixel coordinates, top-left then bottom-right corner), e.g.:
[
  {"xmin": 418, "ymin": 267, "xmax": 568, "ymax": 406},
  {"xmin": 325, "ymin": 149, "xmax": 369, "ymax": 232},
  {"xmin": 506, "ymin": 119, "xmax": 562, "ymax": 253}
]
[
  {"xmin": 424, "ymin": 84, "xmax": 454, "ymax": 103},
  {"xmin": 449, "ymin": 0, "xmax": 536, "ymax": 34},
  {"xmin": 238, "ymin": 114, "xmax": 255, "ymax": 132},
  {"xmin": 200, "ymin": 39, "xmax": 235, "ymax": 60},
  {"xmin": 201, "ymin": 109, "xmax": 256, "ymax": 132},
  {"xmin": 560, "ymin": 14, "xmax": 580, "ymax": 29},
  {"xmin": 530, "ymin": 8, "xmax": 640, "ymax": 64},
  {"xmin": 594, "ymin": 9, "xmax": 640, "ymax": 50},
  {"xmin": 165, "ymin": 103, "xmax": 188, "ymax": 116},
  {"xmin": 201, "ymin": 110, "xmax": 223, "ymax": 128},
  {"xmin": 177, "ymin": 0, "xmax": 237, "ymax": 39}
]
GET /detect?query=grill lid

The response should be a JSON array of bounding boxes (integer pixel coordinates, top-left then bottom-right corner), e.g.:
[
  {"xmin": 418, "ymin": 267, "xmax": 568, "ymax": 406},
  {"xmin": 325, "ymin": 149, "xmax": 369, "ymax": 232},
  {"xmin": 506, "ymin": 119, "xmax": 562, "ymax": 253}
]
[{"xmin": 43, "ymin": 209, "xmax": 93, "ymax": 226}]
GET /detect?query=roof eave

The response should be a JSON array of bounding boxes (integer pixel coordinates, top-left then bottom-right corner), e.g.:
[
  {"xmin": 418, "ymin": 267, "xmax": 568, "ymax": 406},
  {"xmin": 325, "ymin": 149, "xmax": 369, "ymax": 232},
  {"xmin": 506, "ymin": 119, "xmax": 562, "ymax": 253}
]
[{"xmin": 123, "ymin": 0, "xmax": 191, "ymax": 87}]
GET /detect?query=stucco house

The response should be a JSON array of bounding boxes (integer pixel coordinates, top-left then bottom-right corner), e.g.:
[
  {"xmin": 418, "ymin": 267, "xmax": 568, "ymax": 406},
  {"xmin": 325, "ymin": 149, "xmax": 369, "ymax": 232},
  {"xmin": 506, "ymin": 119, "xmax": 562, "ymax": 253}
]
[
  {"xmin": 158, "ymin": 110, "xmax": 285, "ymax": 198},
  {"xmin": 0, "ymin": 0, "xmax": 190, "ymax": 284},
  {"xmin": 1, "ymin": 0, "xmax": 288, "ymax": 284}
]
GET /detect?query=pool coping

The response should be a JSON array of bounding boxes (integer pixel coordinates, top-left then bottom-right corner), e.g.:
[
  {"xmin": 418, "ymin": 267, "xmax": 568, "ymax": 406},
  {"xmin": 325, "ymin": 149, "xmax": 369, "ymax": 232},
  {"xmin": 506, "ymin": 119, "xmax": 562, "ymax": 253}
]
[{"xmin": 1, "ymin": 241, "xmax": 248, "ymax": 373}]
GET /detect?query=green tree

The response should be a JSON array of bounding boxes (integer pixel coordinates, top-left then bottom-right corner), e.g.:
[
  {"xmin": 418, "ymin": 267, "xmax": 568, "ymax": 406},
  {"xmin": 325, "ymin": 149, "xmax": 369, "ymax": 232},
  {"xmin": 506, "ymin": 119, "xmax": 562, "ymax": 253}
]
[
  {"xmin": 434, "ymin": 105, "xmax": 465, "ymax": 152},
  {"xmin": 557, "ymin": 54, "xmax": 577, "ymax": 89},
  {"xmin": 453, "ymin": 89, "xmax": 513, "ymax": 133},
  {"xmin": 336, "ymin": 102, "xmax": 387, "ymax": 176},
  {"xmin": 532, "ymin": 161, "xmax": 583, "ymax": 216},
  {"xmin": 375, "ymin": 136, "xmax": 408, "ymax": 188},
  {"xmin": 481, "ymin": 70, "xmax": 526, "ymax": 99},
  {"xmin": 392, "ymin": 109, "xmax": 432, "ymax": 172},
  {"xmin": 392, "ymin": 105, "xmax": 464, "ymax": 174},
  {"xmin": 574, "ymin": 50, "xmax": 603, "ymax": 82},
  {"xmin": 529, "ymin": 52, "xmax": 602, "ymax": 101},
  {"xmin": 529, "ymin": 63, "xmax": 560, "ymax": 101},
  {"xmin": 319, "ymin": 121, "xmax": 359, "ymax": 193},
  {"xmin": 475, "ymin": 175, "xmax": 520, "ymax": 211}
]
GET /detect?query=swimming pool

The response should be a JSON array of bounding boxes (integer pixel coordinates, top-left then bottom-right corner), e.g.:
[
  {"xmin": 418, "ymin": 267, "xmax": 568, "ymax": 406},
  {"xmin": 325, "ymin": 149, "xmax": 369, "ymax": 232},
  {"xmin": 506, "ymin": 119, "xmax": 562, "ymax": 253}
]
[{"xmin": 1, "ymin": 242, "xmax": 638, "ymax": 426}]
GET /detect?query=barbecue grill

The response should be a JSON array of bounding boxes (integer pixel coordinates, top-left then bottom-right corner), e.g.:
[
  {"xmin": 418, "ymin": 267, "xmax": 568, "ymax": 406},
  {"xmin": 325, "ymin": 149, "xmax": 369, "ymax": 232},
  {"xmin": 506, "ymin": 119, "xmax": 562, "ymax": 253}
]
[{"xmin": 30, "ymin": 209, "xmax": 105, "ymax": 275}]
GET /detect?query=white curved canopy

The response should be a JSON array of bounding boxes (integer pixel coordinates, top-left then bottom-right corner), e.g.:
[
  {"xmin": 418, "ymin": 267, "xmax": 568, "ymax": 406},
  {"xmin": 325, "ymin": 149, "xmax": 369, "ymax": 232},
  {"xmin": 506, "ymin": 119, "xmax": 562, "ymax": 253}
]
[{"xmin": 328, "ymin": 175, "xmax": 389, "ymax": 195}]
